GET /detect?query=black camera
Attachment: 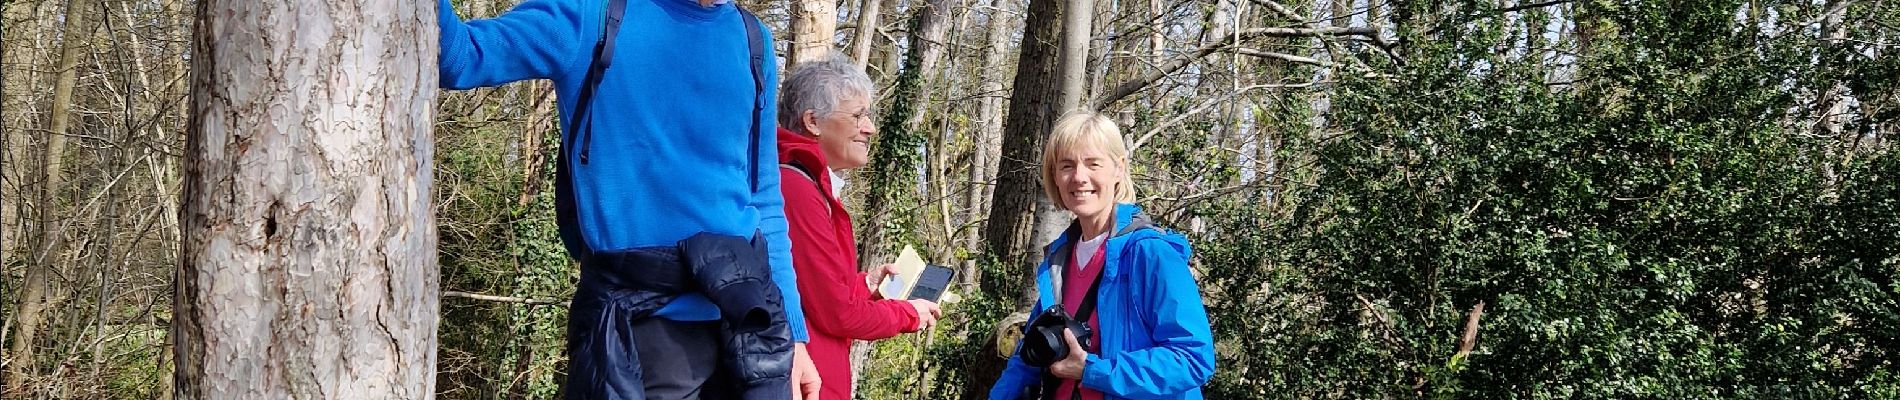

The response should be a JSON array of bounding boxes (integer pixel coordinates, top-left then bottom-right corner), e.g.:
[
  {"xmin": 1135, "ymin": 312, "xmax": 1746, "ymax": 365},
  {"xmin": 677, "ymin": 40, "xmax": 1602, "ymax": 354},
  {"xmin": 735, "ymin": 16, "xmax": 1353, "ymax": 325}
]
[{"xmin": 1019, "ymin": 305, "xmax": 1092, "ymax": 367}]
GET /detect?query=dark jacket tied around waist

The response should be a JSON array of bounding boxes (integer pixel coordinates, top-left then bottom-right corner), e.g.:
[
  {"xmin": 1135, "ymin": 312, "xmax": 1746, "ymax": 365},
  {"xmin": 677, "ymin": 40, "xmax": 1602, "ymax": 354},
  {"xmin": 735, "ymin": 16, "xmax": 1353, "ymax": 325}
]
[{"xmin": 565, "ymin": 232, "xmax": 794, "ymax": 400}]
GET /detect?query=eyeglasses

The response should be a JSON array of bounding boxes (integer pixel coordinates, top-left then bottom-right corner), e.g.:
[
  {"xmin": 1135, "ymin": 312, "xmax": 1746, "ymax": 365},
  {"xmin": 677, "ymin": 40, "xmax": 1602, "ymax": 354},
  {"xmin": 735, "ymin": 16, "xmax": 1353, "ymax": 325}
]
[{"xmin": 831, "ymin": 108, "xmax": 876, "ymax": 125}]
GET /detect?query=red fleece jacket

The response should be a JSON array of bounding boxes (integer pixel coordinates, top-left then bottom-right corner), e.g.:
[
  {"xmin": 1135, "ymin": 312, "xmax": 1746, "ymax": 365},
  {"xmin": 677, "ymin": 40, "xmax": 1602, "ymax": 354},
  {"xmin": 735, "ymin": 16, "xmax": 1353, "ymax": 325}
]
[{"xmin": 777, "ymin": 127, "xmax": 921, "ymax": 400}]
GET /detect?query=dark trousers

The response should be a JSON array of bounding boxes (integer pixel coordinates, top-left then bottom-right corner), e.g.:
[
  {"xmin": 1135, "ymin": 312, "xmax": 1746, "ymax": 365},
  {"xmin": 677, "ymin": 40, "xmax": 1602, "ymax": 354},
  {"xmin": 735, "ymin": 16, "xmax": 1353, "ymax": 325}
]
[{"xmin": 631, "ymin": 318, "xmax": 723, "ymax": 400}]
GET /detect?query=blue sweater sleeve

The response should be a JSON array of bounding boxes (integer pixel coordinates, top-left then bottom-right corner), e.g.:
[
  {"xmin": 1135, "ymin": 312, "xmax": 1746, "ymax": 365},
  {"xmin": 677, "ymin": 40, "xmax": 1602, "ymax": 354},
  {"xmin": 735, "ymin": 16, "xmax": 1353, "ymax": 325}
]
[
  {"xmin": 751, "ymin": 26, "xmax": 807, "ymax": 342},
  {"xmin": 1079, "ymin": 240, "xmax": 1216, "ymax": 398},
  {"xmin": 437, "ymin": 0, "xmax": 592, "ymax": 89}
]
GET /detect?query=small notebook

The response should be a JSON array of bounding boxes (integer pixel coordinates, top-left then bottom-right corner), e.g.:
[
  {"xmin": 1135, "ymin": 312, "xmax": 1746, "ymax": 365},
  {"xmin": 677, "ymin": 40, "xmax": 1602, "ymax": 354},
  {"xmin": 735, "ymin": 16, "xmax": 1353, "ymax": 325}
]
[{"xmin": 876, "ymin": 245, "xmax": 959, "ymax": 303}]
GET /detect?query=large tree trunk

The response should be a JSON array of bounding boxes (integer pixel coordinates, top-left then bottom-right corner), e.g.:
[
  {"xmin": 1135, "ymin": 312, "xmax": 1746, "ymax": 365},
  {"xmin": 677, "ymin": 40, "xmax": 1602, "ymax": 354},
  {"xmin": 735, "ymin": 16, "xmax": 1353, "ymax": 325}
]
[
  {"xmin": 5, "ymin": 0, "xmax": 94, "ymax": 393},
  {"xmin": 968, "ymin": 0, "xmax": 1063, "ymax": 395},
  {"xmin": 789, "ymin": 0, "xmax": 838, "ymax": 63},
  {"xmin": 847, "ymin": 0, "xmax": 958, "ymax": 391},
  {"xmin": 857, "ymin": 0, "xmax": 953, "ymax": 271},
  {"xmin": 1031, "ymin": 0, "xmax": 1093, "ymax": 256},
  {"xmin": 172, "ymin": 0, "xmax": 439, "ymax": 398},
  {"xmin": 983, "ymin": 0, "xmax": 1062, "ymax": 296}
]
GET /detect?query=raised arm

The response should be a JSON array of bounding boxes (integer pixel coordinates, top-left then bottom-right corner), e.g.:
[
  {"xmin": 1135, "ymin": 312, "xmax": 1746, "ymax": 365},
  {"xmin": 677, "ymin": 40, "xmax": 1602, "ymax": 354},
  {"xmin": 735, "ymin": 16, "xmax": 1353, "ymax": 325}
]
[{"xmin": 437, "ymin": 0, "xmax": 592, "ymax": 89}]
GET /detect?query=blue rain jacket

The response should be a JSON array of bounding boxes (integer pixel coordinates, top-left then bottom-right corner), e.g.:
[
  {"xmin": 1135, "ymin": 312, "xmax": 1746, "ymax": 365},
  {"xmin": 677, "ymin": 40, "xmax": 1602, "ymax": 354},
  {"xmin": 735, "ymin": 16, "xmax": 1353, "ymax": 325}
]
[{"xmin": 991, "ymin": 203, "xmax": 1217, "ymax": 400}]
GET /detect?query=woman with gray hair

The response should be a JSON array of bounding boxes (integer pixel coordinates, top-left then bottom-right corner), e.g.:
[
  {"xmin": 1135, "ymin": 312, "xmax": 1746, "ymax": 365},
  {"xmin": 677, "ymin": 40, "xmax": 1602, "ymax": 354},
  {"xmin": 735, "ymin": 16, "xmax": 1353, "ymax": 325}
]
[{"xmin": 775, "ymin": 54, "xmax": 943, "ymax": 400}]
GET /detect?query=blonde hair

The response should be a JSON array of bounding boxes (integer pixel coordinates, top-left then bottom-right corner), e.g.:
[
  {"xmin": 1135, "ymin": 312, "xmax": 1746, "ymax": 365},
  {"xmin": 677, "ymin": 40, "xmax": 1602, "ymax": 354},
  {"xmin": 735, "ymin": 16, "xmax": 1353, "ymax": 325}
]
[{"xmin": 1039, "ymin": 109, "xmax": 1136, "ymax": 210}]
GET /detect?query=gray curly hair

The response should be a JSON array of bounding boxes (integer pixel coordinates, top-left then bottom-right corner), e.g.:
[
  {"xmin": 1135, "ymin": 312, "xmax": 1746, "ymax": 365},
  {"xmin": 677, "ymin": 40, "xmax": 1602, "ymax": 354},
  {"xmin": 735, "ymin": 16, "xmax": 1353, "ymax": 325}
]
[{"xmin": 777, "ymin": 53, "xmax": 874, "ymax": 134}]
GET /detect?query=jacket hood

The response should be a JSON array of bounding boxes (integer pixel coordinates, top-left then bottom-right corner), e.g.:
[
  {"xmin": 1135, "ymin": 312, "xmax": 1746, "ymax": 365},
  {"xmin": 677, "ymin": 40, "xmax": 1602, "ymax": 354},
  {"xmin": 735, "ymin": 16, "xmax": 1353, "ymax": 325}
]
[
  {"xmin": 776, "ymin": 126, "xmax": 830, "ymax": 173},
  {"xmin": 1047, "ymin": 204, "xmax": 1188, "ymax": 251},
  {"xmin": 1042, "ymin": 203, "xmax": 1192, "ymax": 274}
]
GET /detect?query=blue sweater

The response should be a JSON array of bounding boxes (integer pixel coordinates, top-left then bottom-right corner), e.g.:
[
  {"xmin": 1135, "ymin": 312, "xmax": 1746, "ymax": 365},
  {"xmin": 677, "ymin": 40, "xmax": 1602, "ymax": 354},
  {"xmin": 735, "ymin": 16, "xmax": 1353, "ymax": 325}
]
[
  {"xmin": 991, "ymin": 204, "xmax": 1216, "ymax": 399},
  {"xmin": 438, "ymin": 0, "xmax": 806, "ymax": 341}
]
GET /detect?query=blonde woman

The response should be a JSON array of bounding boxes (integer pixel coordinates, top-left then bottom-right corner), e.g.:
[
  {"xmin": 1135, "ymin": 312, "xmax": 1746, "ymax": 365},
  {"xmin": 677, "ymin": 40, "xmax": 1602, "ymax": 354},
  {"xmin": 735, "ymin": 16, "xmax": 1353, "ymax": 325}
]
[{"xmin": 990, "ymin": 110, "xmax": 1216, "ymax": 400}]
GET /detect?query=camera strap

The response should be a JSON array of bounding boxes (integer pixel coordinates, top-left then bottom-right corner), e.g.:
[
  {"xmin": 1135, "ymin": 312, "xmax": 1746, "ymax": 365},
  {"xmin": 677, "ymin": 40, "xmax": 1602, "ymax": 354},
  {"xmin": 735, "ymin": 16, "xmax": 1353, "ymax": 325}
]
[
  {"xmin": 1035, "ymin": 266, "xmax": 1104, "ymax": 400},
  {"xmin": 1072, "ymin": 271, "xmax": 1104, "ymax": 328}
]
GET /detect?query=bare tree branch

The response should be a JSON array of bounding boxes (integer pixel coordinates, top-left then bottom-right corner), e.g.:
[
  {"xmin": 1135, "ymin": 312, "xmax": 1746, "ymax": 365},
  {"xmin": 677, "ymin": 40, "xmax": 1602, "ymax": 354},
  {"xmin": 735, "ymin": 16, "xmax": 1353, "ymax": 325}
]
[
  {"xmin": 1247, "ymin": 0, "xmax": 1304, "ymax": 21},
  {"xmin": 442, "ymin": 291, "xmax": 570, "ymax": 307},
  {"xmin": 1227, "ymin": 48, "xmax": 1327, "ymax": 66},
  {"xmin": 1129, "ymin": 83, "xmax": 1322, "ymax": 151},
  {"xmin": 1095, "ymin": 26, "xmax": 1380, "ymax": 109},
  {"xmin": 1496, "ymin": 0, "xmax": 1574, "ymax": 14},
  {"xmin": 1243, "ymin": 26, "xmax": 1380, "ymax": 38}
]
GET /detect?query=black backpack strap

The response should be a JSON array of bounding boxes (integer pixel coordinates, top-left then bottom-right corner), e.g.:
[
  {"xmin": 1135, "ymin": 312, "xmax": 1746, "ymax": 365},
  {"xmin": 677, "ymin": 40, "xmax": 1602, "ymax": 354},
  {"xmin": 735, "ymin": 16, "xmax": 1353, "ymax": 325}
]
[
  {"xmin": 574, "ymin": 0, "xmax": 767, "ymax": 175},
  {"xmin": 779, "ymin": 162, "xmax": 818, "ymax": 184},
  {"xmin": 573, "ymin": 0, "xmax": 627, "ymax": 165},
  {"xmin": 740, "ymin": 6, "xmax": 766, "ymax": 193},
  {"xmin": 778, "ymin": 161, "xmax": 832, "ymax": 218}
]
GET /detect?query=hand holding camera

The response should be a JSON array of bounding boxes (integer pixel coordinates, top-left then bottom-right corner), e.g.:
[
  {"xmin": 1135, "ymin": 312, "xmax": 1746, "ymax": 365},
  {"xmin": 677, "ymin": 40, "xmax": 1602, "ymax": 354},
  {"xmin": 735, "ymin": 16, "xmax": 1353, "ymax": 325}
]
[
  {"xmin": 1048, "ymin": 328, "xmax": 1088, "ymax": 379},
  {"xmin": 1019, "ymin": 305, "xmax": 1093, "ymax": 369}
]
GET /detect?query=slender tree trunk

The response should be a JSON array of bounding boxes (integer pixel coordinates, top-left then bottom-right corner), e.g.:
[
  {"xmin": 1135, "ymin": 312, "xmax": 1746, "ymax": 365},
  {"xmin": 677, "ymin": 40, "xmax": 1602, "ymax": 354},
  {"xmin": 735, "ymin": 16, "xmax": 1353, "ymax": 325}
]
[
  {"xmin": 964, "ymin": 0, "xmax": 1012, "ymax": 265},
  {"xmin": 1057, "ymin": 0, "xmax": 1093, "ymax": 111},
  {"xmin": 172, "ymin": 0, "xmax": 439, "ymax": 398},
  {"xmin": 789, "ymin": 0, "xmax": 838, "ymax": 63},
  {"xmin": 5, "ymin": 0, "xmax": 94, "ymax": 393},
  {"xmin": 869, "ymin": 0, "xmax": 906, "ymax": 82},
  {"xmin": 850, "ymin": 0, "xmax": 884, "ymax": 66},
  {"xmin": 0, "ymin": 0, "xmax": 41, "ymax": 281}
]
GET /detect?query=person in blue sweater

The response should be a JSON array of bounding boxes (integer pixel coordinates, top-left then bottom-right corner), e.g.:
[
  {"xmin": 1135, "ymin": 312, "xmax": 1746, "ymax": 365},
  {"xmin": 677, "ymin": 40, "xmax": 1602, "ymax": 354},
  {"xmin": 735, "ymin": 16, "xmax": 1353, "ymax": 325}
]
[
  {"xmin": 437, "ymin": 0, "xmax": 820, "ymax": 398},
  {"xmin": 989, "ymin": 111, "xmax": 1216, "ymax": 400}
]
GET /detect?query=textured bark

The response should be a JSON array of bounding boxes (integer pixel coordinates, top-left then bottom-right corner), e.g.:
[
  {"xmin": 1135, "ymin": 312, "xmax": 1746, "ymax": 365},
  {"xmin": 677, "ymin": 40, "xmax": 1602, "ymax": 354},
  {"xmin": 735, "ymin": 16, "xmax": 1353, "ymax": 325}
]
[
  {"xmin": 1046, "ymin": 0, "xmax": 1097, "ymax": 254},
  {"xmin": 985, "ymin": 0, "xmax": 1062, "ymax": 301},
  {"xmin": 5, "ymin": 0, "xmax": 94, "ymax": 393},
  {"xmin": 789, "ymin": 0, "xmax": 838, "ymax": 63},
  {"xmin": 518, "ymin": 84, "xmax": 557, "ymax": 208},
  {"xmin": 966, "ymin": 0, "xmax": 1066, "ymax": 395},
  {"xmin": 173, "ymin": 0, "xmax": 439, "ymax": 398},
  {"xmin": 869, "ymin": 0, "xmax": 904, "ymax": 79}
]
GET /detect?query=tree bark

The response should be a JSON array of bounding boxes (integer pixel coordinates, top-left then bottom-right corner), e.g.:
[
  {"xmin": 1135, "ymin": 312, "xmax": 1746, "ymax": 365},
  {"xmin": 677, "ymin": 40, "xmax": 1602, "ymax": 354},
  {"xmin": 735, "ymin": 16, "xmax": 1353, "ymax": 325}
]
[
  {"xmin": 984, "ymin": 0, "xmax": 1063, "ymax": 300},
  {"xmin": 789, "ymin": 0, "xmax": 839, "ymax": 64},
  {"xmin": 869, "ymin": 0, "xmax": 906, "ymax": 81},
  {"xmin": 850, "ymin": 0, "xmax": 885, "ymax": 66},
  {"xmin": 172, "ymin": 0, "xmax": 439, "ymax": 398},
  {"xmin": 1058, "ymin": 0, "xmax": 1093, "ymax": 112},
  {"xmin": 968, "ymin": 0, "xmax": 1065, "ymax": 393},
  {"xmin": 1030, "ymin": 0, "xmax": 1091, "ymax": 262}
]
